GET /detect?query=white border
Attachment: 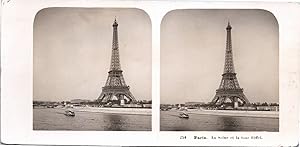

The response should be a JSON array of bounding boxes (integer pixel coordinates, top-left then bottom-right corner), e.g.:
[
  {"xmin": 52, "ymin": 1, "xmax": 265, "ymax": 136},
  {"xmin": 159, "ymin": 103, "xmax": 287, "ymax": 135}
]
[{"xmin": 1, "ymin": 0, "xmax": 299, "ymax": 146}]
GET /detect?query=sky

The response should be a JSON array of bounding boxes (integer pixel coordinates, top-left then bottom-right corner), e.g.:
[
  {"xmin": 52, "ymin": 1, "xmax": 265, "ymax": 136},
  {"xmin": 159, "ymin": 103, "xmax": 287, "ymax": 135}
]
[
  {"xmin": 161, "ymin": 9, "xmax": 279, "ymax": 104},
  {"xmin": 33, "ymin": 8, "xmax": 152, "ymax": 101}
]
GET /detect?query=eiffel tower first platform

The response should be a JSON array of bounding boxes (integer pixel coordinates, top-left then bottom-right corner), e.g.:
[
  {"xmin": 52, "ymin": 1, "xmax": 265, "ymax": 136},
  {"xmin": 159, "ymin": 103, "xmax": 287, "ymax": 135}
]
[
  {"xmin": 97, "ymin": 19, "xmax": 136, "ymax": 105},
  {"xmin": 211, "ymin": 22, "xmax": 250, "ymax": 108}
]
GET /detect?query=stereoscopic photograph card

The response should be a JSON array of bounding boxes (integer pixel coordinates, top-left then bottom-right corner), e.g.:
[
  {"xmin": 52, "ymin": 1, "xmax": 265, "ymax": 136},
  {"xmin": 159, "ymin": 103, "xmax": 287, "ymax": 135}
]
[{"xmin": 1, "ymin": 0, "xmax": 299, "ymax": 146}]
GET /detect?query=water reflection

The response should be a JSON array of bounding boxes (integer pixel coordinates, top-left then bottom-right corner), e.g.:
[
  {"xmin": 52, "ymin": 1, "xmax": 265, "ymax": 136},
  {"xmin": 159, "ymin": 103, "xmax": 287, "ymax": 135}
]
[
  {"xmin": 104, "ymin": 114, "xmax": 124, "ymax": 131},
  {"xmin": 218, "ymin": 116, "xmax": 240, "ymax": 131},
  {"xmin": 173, "ymin": 118, "xmax": 193, "ymax": 131}
]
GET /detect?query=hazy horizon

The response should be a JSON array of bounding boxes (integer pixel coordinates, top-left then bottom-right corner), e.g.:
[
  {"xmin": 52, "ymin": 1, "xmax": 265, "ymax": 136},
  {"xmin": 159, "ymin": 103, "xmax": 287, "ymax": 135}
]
[
  {"xmin": 161, "ymin": 9, "xmax": 279, "ymax": 104},
  {"xmin": 33, "ymin": 8, "xmax": 152, "ymax": 101}
]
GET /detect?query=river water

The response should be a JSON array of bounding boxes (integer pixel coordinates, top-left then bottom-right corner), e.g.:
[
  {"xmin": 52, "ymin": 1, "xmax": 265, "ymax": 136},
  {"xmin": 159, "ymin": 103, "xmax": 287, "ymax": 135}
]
[
  {"xmin": 160, "ymin": 111, "xmax": 279, "ymax": 131},
  {"xmin": 33, "ymin": 108, "xmax": 151, "ymax": 131},
  {"xmin": 34, "ymin": 109, "xmax": 278, "ymax": 131}
]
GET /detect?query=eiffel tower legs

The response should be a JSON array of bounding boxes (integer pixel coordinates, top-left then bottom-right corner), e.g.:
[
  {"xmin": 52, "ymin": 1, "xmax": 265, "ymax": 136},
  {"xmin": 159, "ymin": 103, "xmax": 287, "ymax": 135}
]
[
  {"xmin": 97, "ymin": 87, "xmax": 136, "ymax": 104},
  {"xmin": 211, "ymin": 92, "xmax": 250, "ymax": 108}
]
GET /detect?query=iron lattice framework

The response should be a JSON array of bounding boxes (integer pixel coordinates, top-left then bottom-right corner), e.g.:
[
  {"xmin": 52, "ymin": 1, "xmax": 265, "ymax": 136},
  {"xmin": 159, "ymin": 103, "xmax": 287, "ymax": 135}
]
[
  {"xmin": 211, "ymin": 22, "xmax": 250, "ymax": 107},
  {"xmin": 97, "ymin": 19, "xmax": 136, "ymax": 104}
]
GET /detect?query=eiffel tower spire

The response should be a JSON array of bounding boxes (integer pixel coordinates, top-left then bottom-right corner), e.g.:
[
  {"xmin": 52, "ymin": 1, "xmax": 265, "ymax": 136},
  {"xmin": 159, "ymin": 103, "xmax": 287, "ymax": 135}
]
[
  {"xmin": 110, "ymin": 18, "xmax": 121, "ymax": 71},
  {"xmin": 97, "ymin": 19, "xmax": 136, "ymax": 105},
  {"xmin": 224, "ymin": 21, "xmax": 235, "ymax": 73},
  {"xmin": 211, "ymin": 22, "xmax": 250, "ymax": 108}
]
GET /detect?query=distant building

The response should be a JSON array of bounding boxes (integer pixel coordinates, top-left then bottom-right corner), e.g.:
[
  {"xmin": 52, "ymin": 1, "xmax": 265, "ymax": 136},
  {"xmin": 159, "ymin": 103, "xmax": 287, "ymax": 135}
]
[
  {"xmin": 70, "ymin": 99, "xmax": 91, "ymax": 104},
  {"xmin": 256, "ymin": 106, "xmax": 279, "ymax": 111},
  {"xmin": 185, "ymin": 102, "xmax": 205, "ymax": 108},
  {"xmin": 122, "ymin": 104, "xmax": 142, "ymax": 108},
  {"xmin": 185, "ymin": 102, "xmax": 205, "ymax": 105},
  {"xmin": 236, "ymin": 106, "xmax": 256, "ymax": 111},
  {"xmin": 142, "ymin": 104, "xmax": 152, "ymax": 108},
  {"xmin": 160, "ymin": 104, "xmax": 174, "ymax": 110},
  {"xmin": 175, "ymin": 104, "xmax": 185, "ymax": 107}
]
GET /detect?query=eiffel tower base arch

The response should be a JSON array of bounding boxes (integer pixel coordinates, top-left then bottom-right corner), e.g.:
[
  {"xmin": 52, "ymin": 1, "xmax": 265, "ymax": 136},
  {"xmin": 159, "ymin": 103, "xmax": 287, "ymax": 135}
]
[
  {"xmin": 211, "ymin": 90, "xmax": 250, "ymax": 109},
  {"xmin": 97, "ymin": 86, "xmax": 136, "ymax": 105}
]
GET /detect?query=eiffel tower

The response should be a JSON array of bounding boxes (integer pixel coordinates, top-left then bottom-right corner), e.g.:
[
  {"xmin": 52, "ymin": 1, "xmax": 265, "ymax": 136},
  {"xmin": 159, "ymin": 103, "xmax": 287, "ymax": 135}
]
[
  {"xmin": 97, "ymin": 19, "xmax": 136, "ymax": 105},
  {"xmin": 211, "ymin": 22, "xmax": 250, "ymax": 108}
]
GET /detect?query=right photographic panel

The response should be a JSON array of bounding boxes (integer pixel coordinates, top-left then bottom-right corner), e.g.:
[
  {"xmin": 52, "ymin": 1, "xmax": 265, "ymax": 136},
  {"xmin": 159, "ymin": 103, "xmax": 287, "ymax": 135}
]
[{"xmin": 160, "ymin": 9, "xmax": 279, "ymax": 131}]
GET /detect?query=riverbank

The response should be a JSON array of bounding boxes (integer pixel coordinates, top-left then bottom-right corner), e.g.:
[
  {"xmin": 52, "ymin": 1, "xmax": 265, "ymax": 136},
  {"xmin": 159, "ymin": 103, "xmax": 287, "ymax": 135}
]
[
  {"xmin": 166, "ymin": 109, "xmax": 279, "ymax": 118},
  {"xmin": 73, "ymin": 106, "xmax": 152, "ymax": 115}
]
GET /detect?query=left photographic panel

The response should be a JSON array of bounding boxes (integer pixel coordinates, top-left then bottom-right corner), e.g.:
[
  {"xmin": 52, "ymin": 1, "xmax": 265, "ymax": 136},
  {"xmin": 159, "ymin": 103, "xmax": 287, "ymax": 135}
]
[{"xmin": 33, "ymin": 8, "xmax": 152, "ymax": 131}]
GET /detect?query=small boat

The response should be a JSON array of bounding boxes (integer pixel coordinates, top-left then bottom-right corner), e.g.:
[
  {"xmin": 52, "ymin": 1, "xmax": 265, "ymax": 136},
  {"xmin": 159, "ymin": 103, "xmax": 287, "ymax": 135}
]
[
  {"xmin": 64, "ymin": 110, "xmax": 75, "ymax": 117},
  {"xmin": 179, "ymin": 112, "xmax": 189, "ymax": 119}
]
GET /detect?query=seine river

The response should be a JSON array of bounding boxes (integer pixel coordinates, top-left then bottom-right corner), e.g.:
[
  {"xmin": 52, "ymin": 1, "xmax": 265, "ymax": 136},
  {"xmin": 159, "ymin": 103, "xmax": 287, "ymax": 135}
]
[
  {"xmin": 33, "ymin": 108, "xmax": 151, "ymax": 131},
  {"xmin": 34, "ymin": 109, "xmax": 278, "ymax": 131},
  {"xmin": 160, "ymin": 111, "xmax": 279, "ymax": 131}
]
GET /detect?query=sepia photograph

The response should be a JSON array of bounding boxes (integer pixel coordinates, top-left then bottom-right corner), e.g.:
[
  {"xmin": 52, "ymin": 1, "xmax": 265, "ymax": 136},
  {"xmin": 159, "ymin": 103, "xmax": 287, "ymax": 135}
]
[
  {"xmin": 160, "ymin": 9, "xmax": 279, "ymax": 131},
  {"xmin": 2, "ymin": 0, "xmax": 300, "ymax": 145},
  {"xmin": 33, "ymin": 8, "xmax": 152, "ymax": 131}
]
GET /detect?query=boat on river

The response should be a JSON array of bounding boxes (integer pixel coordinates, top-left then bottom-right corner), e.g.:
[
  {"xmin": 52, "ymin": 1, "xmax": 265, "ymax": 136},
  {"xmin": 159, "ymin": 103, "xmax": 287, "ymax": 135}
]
[
  {"xmin": 179, "ymin": 112, "xmax": 189, "ymax": 119},
  {"xmin": 64, "ymin": 110, "xmax": 75, "ymax": 117}
]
